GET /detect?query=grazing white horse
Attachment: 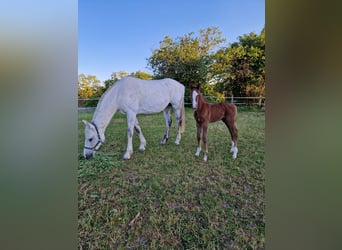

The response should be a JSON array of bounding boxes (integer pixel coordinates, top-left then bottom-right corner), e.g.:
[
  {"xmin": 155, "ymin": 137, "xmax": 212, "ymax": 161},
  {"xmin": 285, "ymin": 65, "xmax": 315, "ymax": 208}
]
[{"xmin": 82, "ymin": 76, "xmax": 185, "ymax": 160}]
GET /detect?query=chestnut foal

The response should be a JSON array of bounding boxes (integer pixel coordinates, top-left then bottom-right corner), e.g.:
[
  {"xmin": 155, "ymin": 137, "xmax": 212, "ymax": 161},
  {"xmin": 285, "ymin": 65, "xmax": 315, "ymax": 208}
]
[{"xmin": 190, "ymin": 85, "xmax": 238, "ymax": 161}]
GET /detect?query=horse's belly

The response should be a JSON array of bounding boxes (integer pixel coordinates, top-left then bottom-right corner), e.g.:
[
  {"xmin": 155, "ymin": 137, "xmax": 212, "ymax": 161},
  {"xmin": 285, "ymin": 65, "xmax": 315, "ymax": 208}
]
[
  {"xmin": 137, "ymin": 99, "xmax": 169, "ymax": 114},
  {"xmin": 210, "ymin": 112, "xmax": 224, "ymax": 122}
]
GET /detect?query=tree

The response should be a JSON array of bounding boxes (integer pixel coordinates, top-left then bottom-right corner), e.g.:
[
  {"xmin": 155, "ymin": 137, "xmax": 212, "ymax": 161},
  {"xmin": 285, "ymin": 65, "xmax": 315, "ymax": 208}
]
[
  {"xmin": 78, "ymin": 73, "xmax": 104, "ymax": 107},
  {"xmin": 131, "ymin": 70, "xmax": 152, "ymax": 80},
  {"xmin": 147, "ymin": 27, "xmax": 226, "ymax": 103},
  {"xmin": 78, "ymin": 73, "xmax": 103, "ymax": 99},
  {"xmin": 103, "ymin": 70, "xmax": 152, "ymax": 91},
  {"xmin": 212, "ymin": 28, "xmax": 265, "ymax": 99},
  {"xmin": 111, "ymin": 71, "xmax": 129, "ymax": 81}
]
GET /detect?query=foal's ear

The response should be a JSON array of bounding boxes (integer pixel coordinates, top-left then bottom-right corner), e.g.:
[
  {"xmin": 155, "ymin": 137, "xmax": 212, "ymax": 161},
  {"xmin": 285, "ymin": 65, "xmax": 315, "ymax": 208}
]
[{"xmin": 190, "ymin": 84, "xmax": 199, "ymax": 90}]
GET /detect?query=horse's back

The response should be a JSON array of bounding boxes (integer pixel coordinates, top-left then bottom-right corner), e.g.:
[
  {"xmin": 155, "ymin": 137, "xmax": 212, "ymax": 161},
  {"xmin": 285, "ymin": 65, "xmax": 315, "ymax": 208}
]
[
  {"xmin": 116, "ymin": 77, "xmax": 184, "ymax": 114},
  {"xmin": 119, "ymin": 76, "xmax": 183, "ymax": 93},
  {"xmin": 208, "ymin": 102, "xmax": 237, "ymax": 122}
]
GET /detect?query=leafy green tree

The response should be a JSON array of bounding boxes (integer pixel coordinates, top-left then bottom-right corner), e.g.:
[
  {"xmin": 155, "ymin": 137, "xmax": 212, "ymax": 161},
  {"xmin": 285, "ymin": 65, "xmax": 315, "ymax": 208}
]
[
  {"xmin": 213, "ymin": 28, "xmax": 265, "ymax": 100},
  {"xmin": 111, "ymin": 71, "xmax": 129, "ymax": 81},
  {"xmin": 103, "ymin": 70, "xmax": 152, "ymax": 91},
  {"xmin": 102, "ymin": 71, "xmax": 128, "ymax": 91},
  {"xmin": 78, "ymin": 73, "xmax": 104, "ymax": 107},
  {"xmin": 131, "ymin": 70, "xmax": 152, "ymax": 80},
  {"xmin": 147, "ymin": 27, "xmax": 226, "ymax": 103},
  {"xmin": 103, "ymin": 79, "xmax": 116, "ymax": 91},
  {"xmin": 78, "ymin": 73, "xmax": 103, "ymax": 99}
]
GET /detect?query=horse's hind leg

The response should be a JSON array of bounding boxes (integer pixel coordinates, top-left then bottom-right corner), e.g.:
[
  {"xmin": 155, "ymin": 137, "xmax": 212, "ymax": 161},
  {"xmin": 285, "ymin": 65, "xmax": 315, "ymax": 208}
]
[
  {"xmin": 223, "ymin": 117, "xmax": 238, "ymax": 159},
  {"xmin": 161, "ymin": 105, "xmax": 172, "ymax": 145},
  {"xmin": 134, "ymin": 117, "xmax": 146, "ymax": 152},
  {"xmin": 173, "ymin": 106, "xmax": 183, "ymax": 145}
]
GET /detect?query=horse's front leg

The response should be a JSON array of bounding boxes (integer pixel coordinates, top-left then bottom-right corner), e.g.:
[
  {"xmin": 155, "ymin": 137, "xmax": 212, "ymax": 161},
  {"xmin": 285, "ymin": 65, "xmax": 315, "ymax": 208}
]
[
  {"xmin": 134, "ymin": 118, "xmax": 146, "ymax": 152},
  {"xmin": 195, "ymin": 122, "xmax": 202, "ymax": 157},
  {"xmin": 123, "ymin": 113, "xmax": 136, "ymax": 160},
  {"xmin": 202, "ymin": 122, "xmax": 209, "ymax": 161}
]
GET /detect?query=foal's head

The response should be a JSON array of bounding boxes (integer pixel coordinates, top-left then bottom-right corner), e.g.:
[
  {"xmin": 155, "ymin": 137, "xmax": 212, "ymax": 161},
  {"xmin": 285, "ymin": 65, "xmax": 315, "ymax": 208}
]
[{"xmin": 190, "ymin": 85, "xmax": 201, "ymax": 110}]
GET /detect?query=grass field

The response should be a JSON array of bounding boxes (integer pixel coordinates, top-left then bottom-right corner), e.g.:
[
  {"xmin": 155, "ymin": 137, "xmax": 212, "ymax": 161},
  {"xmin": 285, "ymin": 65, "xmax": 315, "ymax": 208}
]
[{"xmin": 78, "ymin": 107, "xmax": 265, "ymax": 249}]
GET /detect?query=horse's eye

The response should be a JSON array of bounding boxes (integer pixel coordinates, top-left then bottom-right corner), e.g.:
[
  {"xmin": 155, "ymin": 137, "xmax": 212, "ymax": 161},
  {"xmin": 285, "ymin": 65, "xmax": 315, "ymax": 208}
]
[{"xmin": 89, "ymin": 138, "xmax": 93, "ymax": 142}]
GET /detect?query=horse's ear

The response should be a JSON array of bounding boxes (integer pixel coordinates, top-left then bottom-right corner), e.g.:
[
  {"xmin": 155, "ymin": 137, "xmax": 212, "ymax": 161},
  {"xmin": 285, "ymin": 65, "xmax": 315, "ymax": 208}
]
[
  {"xmin": 197, "ymin": 84, "xmax": 200, "ymax": 89},
  {"xmin": 82, "ymin": 120, "xmax": 90, "ymax": 127}
]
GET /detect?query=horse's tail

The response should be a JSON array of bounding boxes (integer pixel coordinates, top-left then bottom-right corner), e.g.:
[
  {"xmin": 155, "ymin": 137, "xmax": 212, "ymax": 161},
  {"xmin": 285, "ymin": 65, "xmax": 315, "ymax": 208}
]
[{"xmin": 180, "ymin": 100, "xmax": 185, "ymax": 133}]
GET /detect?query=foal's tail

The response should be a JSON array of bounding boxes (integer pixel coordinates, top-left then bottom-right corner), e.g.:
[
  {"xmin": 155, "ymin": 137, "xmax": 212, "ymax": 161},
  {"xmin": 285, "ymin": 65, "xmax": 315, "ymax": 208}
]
[{"xmin": 180, "ymin": 101, "xmax": 185, "ymax": 133}]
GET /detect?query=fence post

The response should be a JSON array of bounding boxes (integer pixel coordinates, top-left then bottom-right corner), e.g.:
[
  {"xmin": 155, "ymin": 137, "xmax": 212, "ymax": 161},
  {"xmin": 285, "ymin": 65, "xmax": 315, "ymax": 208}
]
[{"xmin": 258, "ymin": 96, "xmax": 263, "ymax": 107}]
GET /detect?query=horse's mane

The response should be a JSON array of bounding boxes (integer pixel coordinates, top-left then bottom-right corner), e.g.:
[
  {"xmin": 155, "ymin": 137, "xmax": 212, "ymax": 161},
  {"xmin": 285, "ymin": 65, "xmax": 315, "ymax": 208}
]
[
  {"xmin": 93, "ymin": 80, "xmax": 120, "ymax": 120},
  {"xmin": 197, "ymin": 91, "xmax": 209, "ymax": 104}
]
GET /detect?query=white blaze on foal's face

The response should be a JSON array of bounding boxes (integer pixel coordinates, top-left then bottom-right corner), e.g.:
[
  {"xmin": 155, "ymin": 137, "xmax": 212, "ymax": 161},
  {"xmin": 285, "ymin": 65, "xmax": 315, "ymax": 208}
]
[{"xmin": 192, "ymin": 90, "xmax": 198, "ymax": 109}]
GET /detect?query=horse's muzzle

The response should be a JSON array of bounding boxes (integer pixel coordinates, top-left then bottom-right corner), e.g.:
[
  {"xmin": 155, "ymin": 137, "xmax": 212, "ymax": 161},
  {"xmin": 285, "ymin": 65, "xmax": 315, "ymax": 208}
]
[{"xmin": 85, "ymin": 153, "xmax": 93, "ymax": 160}]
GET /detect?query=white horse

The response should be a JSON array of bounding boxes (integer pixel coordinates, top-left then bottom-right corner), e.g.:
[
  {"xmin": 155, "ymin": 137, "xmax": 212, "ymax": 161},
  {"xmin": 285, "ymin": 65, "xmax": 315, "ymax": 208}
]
[{"xmin": 82, "ymin": 76, "xmax": 185, "ymax": 160}]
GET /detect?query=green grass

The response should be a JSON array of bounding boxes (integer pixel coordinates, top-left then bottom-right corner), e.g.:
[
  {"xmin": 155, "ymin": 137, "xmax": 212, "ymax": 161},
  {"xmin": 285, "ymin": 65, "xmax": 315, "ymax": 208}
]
[{"xmin": 78, "ymin": 107, "xmax": 265, "ymax": 249}]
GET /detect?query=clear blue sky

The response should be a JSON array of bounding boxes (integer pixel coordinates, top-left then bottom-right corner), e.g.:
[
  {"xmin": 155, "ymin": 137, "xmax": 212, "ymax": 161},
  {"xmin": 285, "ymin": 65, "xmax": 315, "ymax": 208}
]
[{"xmin": 79, "ymin": 0, "xmax": 264, "ymax": 83}]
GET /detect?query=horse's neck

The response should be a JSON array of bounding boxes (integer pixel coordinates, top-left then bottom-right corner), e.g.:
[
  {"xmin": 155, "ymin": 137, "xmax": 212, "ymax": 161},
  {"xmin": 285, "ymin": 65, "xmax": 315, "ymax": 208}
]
[
  {"xmin": 198, "ymin": 94, "xmax": 209, "ymax": 110},
  {"xmin": 92, "ymin": 90, "xmax": 118, "ymax": 134},
  {"xmin": 92, "ymin": 106, "xmax": 117, "ymax": 133}
]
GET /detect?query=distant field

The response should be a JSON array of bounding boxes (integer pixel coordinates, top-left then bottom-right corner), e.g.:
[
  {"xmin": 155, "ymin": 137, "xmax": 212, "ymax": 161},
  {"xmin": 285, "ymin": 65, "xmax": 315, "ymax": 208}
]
[{"xmin": 78, "ymin": 107, "xmax": 265, "ymax": 249}]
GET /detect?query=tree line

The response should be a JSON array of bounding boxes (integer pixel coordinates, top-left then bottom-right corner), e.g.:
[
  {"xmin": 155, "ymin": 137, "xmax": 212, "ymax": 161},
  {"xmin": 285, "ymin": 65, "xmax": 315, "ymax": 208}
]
[{"xmin": 78, "ymin": 26, "xmax": 265, "ymax": 105}]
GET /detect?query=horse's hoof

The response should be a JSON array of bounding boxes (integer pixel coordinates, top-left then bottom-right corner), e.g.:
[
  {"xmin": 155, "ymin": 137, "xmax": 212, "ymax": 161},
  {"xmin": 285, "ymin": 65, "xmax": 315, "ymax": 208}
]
[
  {"xmin": 174, "ymin": 142, "xmax": 180, "ymax": 145},
  {"xmin": 139, "ymin": 147, "xmax": 145, "ymax": 152},
  {"xmin": 123, "ymin": 153, "xmax": 131, "ymax": 160}
]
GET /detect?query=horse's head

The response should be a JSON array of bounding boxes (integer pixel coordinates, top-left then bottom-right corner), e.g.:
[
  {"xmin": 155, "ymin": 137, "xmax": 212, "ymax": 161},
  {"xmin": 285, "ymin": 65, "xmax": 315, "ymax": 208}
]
[
  {"xmin": 82, "ymin": 120, "xmax": 104, "ymax": 159},
  {"xmin": 190, "ymin": 85, "xmax": 200, "ymax": 110}
]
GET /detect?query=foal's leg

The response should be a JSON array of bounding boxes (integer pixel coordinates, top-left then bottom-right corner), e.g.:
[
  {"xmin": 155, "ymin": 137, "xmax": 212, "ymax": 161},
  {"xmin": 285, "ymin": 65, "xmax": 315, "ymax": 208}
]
[
  {"xmin": 161, "ymin": 106, "xmax": 172, "ymax": 145},
  {"xmin": 195, "ymin": 122, "xmax": 202, "ymax": 157},
  {"xmin": 223, "ymin": 117, "xmax": 238, "ymax": 159},
  {"xmin": 173, "ymin": 106, "xmax": 183, "ymax": 145},
  {"xmin": 202, "ymin": 122, "xmax": 209, "ymax": 161},
  {"xmin": 134, "ymin": 117, "xmax": 146, "ymax": 152},
  {"xmin": 123, "ymin": 112, "xmax": 136, "ymax": 160}
]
